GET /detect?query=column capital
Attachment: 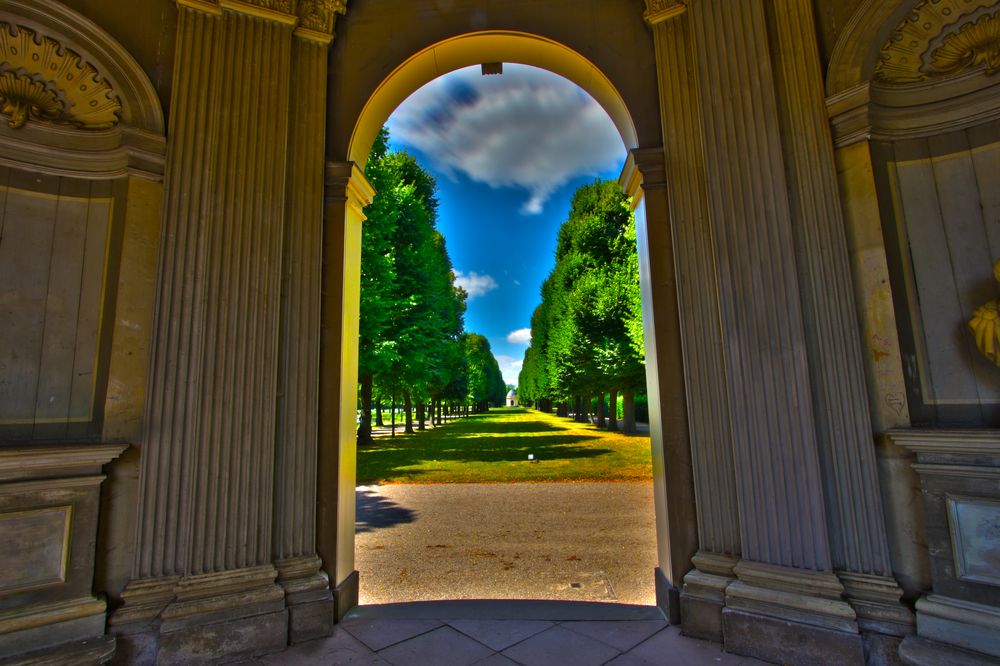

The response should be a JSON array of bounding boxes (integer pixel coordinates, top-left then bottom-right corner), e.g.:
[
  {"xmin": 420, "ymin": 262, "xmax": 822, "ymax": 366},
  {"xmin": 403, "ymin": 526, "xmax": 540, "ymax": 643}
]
[
  {"xmin": 297, "ymin": 0, "xmax": 347, "ymax": 44},
  {"xmin": 826, "ymin": 82, "xmax": 872, "ymax": 148},
  {"xmin": 325, "ymin": 161, "xmax": 375, "ymax": 218},
  {"xmin": 219, "ymin": 0, "xmax": 297, "ymax": 25},
  {"xmin": 644, "ymin": 0, "xmax": 686, "ymax": 27}
]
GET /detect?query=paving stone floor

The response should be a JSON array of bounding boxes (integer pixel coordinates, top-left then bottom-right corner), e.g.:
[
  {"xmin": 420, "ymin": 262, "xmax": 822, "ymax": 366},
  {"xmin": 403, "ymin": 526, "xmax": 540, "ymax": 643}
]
[{"xmin": 240, "ymin": 601, "xmax": 766, "ymax": 665}]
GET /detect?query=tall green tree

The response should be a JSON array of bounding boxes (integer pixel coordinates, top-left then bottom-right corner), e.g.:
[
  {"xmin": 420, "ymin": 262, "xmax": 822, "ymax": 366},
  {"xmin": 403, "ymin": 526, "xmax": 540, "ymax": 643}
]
[
  {"xmin": 358, "ymin": 128, "xmax": 467, "ymax": 442},
  {"xmin": 517, "ymin": 180, "xmax": 646, "ymax": 431}
]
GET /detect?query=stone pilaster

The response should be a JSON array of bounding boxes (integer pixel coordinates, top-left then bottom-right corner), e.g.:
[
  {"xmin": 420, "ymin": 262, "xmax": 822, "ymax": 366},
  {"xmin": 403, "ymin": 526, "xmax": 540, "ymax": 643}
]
[
  {"xmin": 272, "ymin": 16, "xmax": 340, "ymax": 645},
  {"xmin": 643, "ymin": 3, "xmax": 740, "ymax": 642},
  {"xmin": 317, "ymin": 162, "xmax": 373, "ymax": 621},
  {"xmin": 111, "ymin": 0, "xmax": 298, "ymax": 661},
  {"xmin": 624, "ymin": 146, "xmax": 698, "ymax": 625},
  {"xmin": 685, "ymin": 0, "xmax": 862, "ymax": 662},
  {"xmin": 828, "ymin": 84, "xmax": 932, "ymax": 617},
  {"xmin": 764, "ymin": 0, "xmax": 912, "ymax": 652}
]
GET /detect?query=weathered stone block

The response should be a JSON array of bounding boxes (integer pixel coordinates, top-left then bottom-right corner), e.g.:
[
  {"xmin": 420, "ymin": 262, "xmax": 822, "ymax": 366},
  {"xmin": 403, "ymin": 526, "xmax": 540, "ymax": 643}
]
[
  {"xmin": 722, "ymin": 607, "xmax": 865, "ymax": 666},
  {"xmin": 680, "ymin": 594, "xmax": 723, "ymax": 642},
  {"xmin": 288, "ymin": 598, "xmax": 335, "ymax": 644},
  {"xmin": 156, "ymin": 609, "xmax": 288, "ymax": 665}
]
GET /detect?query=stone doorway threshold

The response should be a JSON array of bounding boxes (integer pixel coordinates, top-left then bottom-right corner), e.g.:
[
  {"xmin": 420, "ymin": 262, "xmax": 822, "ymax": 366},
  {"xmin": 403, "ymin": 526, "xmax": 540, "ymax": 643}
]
[{"xmin": 236, "ymin": 601, "xmax": 766, "ymax": 665}]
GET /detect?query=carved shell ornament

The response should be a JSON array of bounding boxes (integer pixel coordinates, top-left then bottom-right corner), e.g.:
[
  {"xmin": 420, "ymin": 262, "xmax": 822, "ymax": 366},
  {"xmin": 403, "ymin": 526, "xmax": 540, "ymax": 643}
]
[
  {"xmin": 968, "ymin": 260, "xmax": 1000, "ymax": 367},
  {"xmin": 0, "ymin": 22, "xmax": 121, "ymax": 130},
  {"xmin": 875, "ymin": 0, "xmax": 1000, "ymax": 83},
  {"xmin": 931, "ymin": 12, "xmax": 1000, "ymax": 75}
]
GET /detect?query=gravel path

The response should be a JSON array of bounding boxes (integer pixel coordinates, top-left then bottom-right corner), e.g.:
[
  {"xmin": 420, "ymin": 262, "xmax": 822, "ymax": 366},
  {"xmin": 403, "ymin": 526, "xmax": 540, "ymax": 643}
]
[{"xmin": 355, "ymin": 482, "xmax": 658, "ymax": 606}]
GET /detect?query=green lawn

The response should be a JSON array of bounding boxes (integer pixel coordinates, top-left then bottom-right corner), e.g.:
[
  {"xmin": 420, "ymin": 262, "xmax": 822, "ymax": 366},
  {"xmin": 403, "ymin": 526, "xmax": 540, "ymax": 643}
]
[{"xmin": 356, "ymin": 407, "xmax": 653, "ymax": 484}]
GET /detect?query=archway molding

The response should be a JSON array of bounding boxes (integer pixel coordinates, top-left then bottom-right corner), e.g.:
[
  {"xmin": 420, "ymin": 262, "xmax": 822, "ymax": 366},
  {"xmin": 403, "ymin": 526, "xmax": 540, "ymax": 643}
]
[
  {"xmin": 320, "ymin": 25, "xmax": 691, "ymax": 620},
  {"xmin": 346, "ymin": 30, "xmax": 638, "ymax": 167}
]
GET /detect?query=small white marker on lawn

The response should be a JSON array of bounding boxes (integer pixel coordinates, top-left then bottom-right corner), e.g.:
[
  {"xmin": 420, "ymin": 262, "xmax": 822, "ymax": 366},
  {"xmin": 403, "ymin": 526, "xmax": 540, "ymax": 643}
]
[{"xmin": 527, "ymin": 454, "xmax": 534, "ymax": 460}]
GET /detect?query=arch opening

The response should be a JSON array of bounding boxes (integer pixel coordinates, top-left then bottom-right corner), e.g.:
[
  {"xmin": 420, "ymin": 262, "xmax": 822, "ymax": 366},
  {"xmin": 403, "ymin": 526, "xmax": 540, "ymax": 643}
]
[{"xmin": 327, "ymin": 30, "xmax": 674, "ymax": 614}]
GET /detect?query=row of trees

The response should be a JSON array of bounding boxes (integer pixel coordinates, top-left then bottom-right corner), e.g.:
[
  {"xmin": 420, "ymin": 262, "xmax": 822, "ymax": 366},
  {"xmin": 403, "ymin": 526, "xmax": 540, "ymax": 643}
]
[
  {"xmin": 517, "ymin": 180, "xmax": 646, "ymax": 433},
  {"xmin": 357, "ymin": 129, "xmax": 506, "ymax": 444}
]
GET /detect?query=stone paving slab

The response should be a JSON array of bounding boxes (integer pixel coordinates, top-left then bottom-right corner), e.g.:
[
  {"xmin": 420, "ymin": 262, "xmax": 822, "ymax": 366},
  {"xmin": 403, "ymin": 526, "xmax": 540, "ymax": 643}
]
[
  {"xmin": 501, "ymin": 624, "xmax": 622, "ymax": 666},
  {"xmin": 561, "ymin": 620, "xmax": 667, "ymax": 652},
  {"xmin": 236, "ymin": 601, "xmax": 769, "ymax": 666},
  {"xmin": 379, "ymin": 626, "xmax": 495, "ymax": 665},
  {"xmin": 339, "ymin": 617, "xmax": 442, "ymax": 651},
  {"xmin": 447, "ymin": 619, "xmax": 555, "ymax": 651}
]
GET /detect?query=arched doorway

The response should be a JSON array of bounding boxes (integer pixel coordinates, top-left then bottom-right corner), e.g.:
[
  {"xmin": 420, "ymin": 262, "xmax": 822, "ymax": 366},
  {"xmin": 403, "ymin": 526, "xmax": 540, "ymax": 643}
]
[{"xmin": 316, "ymin": 18, "xmax": 696, "ymax": 622}]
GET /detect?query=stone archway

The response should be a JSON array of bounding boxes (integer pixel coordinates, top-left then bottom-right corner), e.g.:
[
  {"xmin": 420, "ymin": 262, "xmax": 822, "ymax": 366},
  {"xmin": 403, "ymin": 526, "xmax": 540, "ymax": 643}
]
[{"xmin": 315, "ymin": 24, "xmax": 696, "ymax": 623}]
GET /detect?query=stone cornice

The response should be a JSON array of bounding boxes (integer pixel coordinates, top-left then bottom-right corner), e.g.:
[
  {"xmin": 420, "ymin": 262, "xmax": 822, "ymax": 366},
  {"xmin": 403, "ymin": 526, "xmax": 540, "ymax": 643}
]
[
  {"xmin": 0, "ymin": 443, "xmax": 127, "ymax": 482},
  {"xmin": 643, "ymin": 0, "xmax": 686, "ymax": 26}
]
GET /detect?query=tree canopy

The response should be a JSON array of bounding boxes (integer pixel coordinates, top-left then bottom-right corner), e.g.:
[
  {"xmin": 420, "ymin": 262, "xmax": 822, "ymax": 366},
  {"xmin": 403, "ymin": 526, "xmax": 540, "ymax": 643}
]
[
  {"xmin": 517, "ymin": 180, "xmax": 646, "ymax": 430},
  {"xmin": 357, "ymin": 128, "xmax": 506, "ymax": 442}
]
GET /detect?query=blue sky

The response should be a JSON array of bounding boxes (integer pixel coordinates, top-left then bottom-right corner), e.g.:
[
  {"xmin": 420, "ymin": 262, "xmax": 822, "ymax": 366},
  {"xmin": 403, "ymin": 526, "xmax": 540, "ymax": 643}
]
[{"xmin": 385, "ymin": 64, "xmax": 626, "ymax": 385}]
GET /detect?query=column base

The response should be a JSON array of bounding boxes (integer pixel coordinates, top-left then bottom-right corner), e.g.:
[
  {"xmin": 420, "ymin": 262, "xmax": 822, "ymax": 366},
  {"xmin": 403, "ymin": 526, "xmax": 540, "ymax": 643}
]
[
  {"xmin": 914, "ymin": 594, "xmax": 1000, "ymax": 659},
  {"xmin": 838, "ymin": 571, "xmax": 914, "ymax": 665},
  {"xmin": 109, "ymin": 566, "xmax": 289, "ymax": 664},
  {"xmin": 680, "ymin": 552, "xmax": 737, "ymax": 641},
  {"xmin": 654, "ymin": 567, "xmax": 680, "ymax": 624},
  {"xmin": 839, "ymin": 571, "xmax": 915, "ymax": 637},
  {"xmin": 333, "ymin": 570, "xmax": 359, "ymax": 622},
  {"xmin": 899, "ymin": 635, "xmax": 999, "ymax": 666},
  {"xmin": 276, "ymin": 556, "xmax": 334, "ymax": 643},
  {"xmin": 723, "ymin": 561, "xmax": 864, "ymax": 665}
]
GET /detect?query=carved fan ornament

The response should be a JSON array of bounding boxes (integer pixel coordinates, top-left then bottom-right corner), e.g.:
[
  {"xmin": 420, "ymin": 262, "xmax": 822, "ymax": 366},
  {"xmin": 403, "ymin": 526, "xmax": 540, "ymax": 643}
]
[
  {"xmin": 968, "ymin": 260, "xmax": 1000, "ymax": 367},
  {"xmin": 0, "ymin": 22, "xmax": 121, "ymax": 130},
  {"xmin": 876, "ymin": 0, "xmax": 1000, "ymax": 83}
]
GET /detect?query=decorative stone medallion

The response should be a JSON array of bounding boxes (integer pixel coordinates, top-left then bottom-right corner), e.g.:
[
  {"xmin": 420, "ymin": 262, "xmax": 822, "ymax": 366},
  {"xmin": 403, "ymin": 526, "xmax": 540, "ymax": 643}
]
[
  {"xmin": 876, "ymin": 0, "xmax": 1000, "ymax": 83},
  {"xmin": 0, "ymin": 22, "xmax": 121, "ymax": 130}
]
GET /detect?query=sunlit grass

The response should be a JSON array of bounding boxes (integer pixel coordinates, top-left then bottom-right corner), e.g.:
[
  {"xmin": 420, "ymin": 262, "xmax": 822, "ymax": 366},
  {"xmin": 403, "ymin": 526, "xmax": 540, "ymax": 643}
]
[{"xmin": 356, "ymin": 407, "xmax": 653, "ymax": 484}]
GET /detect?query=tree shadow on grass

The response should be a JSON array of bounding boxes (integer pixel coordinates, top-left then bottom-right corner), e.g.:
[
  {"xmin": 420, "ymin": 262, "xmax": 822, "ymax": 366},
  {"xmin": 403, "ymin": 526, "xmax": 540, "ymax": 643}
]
[
  {"xmin": 355, "ymin": 487, "xmax": 417, "ymax": 533},
  {"xmin": 449, "ymin": 419, "xmax": 566, "ymax": 435},
  {"xmin": 357, "ymin": 433, "xmax": 611, "ymax": 484}
]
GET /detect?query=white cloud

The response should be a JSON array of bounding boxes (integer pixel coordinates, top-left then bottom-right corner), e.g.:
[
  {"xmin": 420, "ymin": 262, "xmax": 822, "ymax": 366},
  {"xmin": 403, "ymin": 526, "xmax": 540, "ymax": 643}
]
[
  {"xmin": 387, "ymin": 64, "xmax": 625, "ymax": 215},
  {"xmin": 494, "ymin": 354, "xmax": 525, "ymax": 386},
  {"xmin": 506, "ymin": 328, "xmax": 532, "ymax": 345},
  {"xmin": 454, "ymin": 270, "xmax": 498, "ymax": 299}
]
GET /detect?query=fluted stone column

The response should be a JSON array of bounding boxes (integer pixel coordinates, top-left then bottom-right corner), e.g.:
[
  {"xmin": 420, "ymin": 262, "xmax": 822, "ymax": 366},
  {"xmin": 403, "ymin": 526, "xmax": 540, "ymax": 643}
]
[
  {"xmin": 273, "ymin": 5, "xmax": 344, "ymax": 645},
  {"xmin": 828, "ymin": 85, "xmax": 932, "ymax": 616},
  {"xmin": 764, "ymin": 0, "xmax": 913, "ymax": 657},
  {"xmin": 683, "ymin": 0, "xmax": 862, "ymax": 662},
  {"xmin": 643, "ymin": 1, "xmax": 740, "ymax": 642},
  {"xmin": 623, "ymin": 147, "xmax": 698, "ymax": 624},
  {"xmin": 110, "ymin": 1, "xmax": 311, "ymax": 661},
  {"xmin": 316, "ymin": 162, "xmax": 373, "ymax": 621}
]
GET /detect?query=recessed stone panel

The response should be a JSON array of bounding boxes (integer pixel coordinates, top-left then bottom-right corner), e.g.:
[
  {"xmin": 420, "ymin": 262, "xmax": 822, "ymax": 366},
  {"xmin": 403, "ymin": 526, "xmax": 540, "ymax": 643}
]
[
  {"xmin": 948, "ymin": 496, "xmax": 1000, "ymax": 587},
  {"xmin": 0, "ymin": 505, "xmax": 71, "ymax": 595}
]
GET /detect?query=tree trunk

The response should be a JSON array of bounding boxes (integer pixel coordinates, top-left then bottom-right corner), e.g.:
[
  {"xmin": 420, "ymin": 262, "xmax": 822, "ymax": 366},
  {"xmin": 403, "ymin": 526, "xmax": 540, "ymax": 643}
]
[
  {"xmin": 358, "ymin": 372, "xmax": 374, "ymax": 446},
  {"xmin": 595, "ymin": 393, "xmax": 606, "ymax": 428},
  {"xmin": 417, "ymin": 401, "xmax": 426, "ymax": 430},
  {"xmin": 375, "ymin": 399, "xmax": 384, "ymax": 427},
  {"xmin": 404, "ymin": 391, "xmax": 414, "ymax": 434},
  {"xmin": 623, "ymin": 390, "xmax": 636, "ymax": 434},
  {"xmin": 607, "ymin": 389, "xmax": 618, "ymax": 431},
  {"xmin": 390, "ymin": 396, "xmax": 396, "ymax": 437}
]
